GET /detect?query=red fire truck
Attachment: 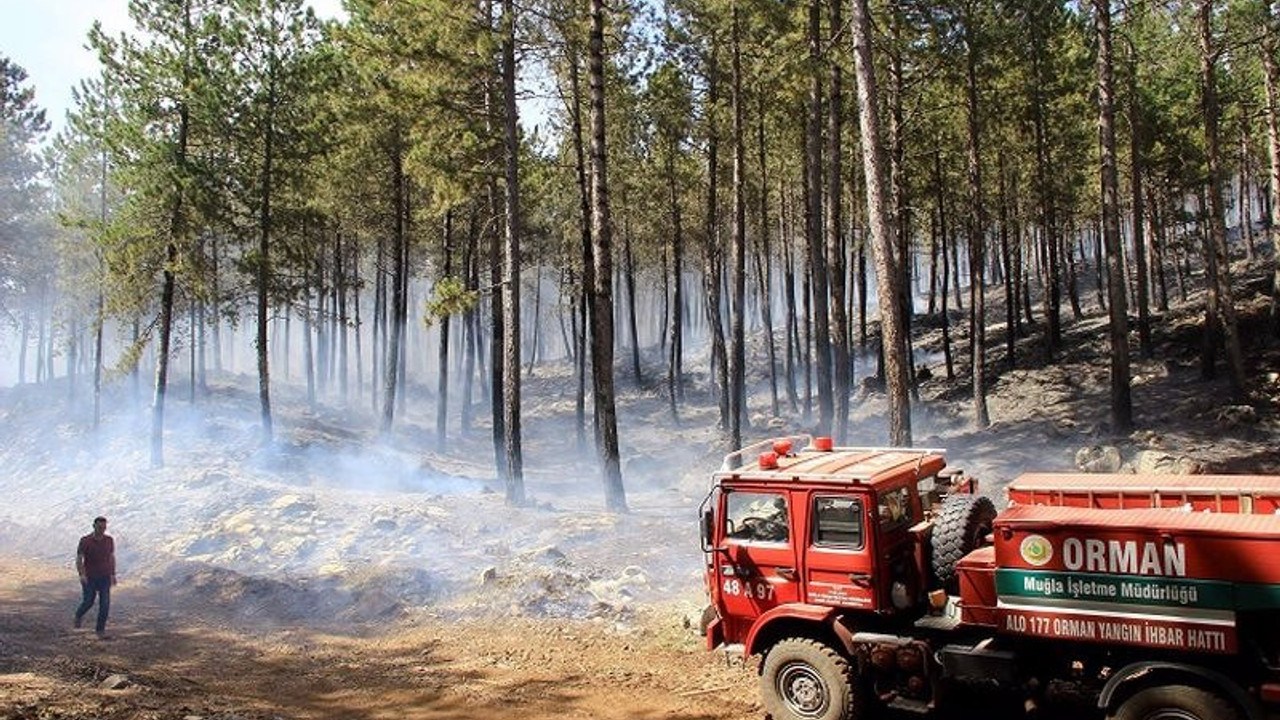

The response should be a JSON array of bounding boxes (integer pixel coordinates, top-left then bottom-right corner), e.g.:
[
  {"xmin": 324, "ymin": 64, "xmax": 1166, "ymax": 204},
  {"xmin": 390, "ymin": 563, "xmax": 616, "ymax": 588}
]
[{"xmin": 700, "ymin": 436, "xmax": 1280, "ymax": 720}]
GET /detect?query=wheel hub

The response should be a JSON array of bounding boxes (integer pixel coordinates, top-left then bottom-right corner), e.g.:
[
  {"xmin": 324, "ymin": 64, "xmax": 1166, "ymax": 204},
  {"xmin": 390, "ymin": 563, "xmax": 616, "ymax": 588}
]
[{"xmin": 778, "ymin": 662, "xmax": 829, "ymax": 718}]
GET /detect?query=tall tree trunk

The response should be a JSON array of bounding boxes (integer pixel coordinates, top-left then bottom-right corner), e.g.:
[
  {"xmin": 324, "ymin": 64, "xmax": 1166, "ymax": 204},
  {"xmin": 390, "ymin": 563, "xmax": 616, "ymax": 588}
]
[
  {"xmin": 1262, "ymin": 20, "xmax": 1280, "ymax": 333},
  {"xmin": 622, "ymin": 201, "xmax": 642, "ymax": 384},
  {"xmin": 381, "ymin": 134, "xmax": 406, "ymax": 432},
  {"xmin": 828, "ymin": 0, "xmax": 850, "ymax": 441},
  {"xmin": 437, "ymin": 210, "xmax": 453, "ymax": 453},
  {"xmin": 256, "ymin": 81, "xmax": 276, "ymax": 444},
  {"xmin": 589, "ymin": 0, "xmax": 627, "ymax": 512},
  {"xmin": 303, "ymin": 299, "xmax": 315, "ymax": 409},
  {"xmin": 94, "ymin": 137, "xmax": 107, "ymax": 430},
  {"xmin": 666, "ymin": 144, "xmax": 685, "ymax": 420},
  {"xmin": 1198, "ymin": 0, "xmax": 1246, "ymax": 398},
  {"xmin": 851, "ymin": 0, "xmax": 912, "ymax": 444},
  {"xmin": 1128, "ymin": 37, "xmax": 1154, "ymax": 358},
  {"xmin": 568, "ymin": 48, "xmax": 594, "ymax": 449},
  {"xmin": 152, "ymin": 1, "xmax": 193, "ymax": 468},
  {"xmin": 500, "ymin": 0, "xmax": 525, "ymax": 504},
  {"xmin": 352, "ymin": 238, "xmax": 363, "ymax": 400},
  {"xmin": 998, "ymin": 153, "xmax": 1016, "ymax": 368},
  {"xmin": 337, "ymin": 233, "xmax": 349, "ymax": 401},
  {"xmin": 964, "ymin": 13, "xmax": 990, "ymax": 429},
  {"xmin": 704, "ymin": 47, "xmax": 730, "ymax": 431},
  {"xmin": 782, "ymin": 186, "xmax": 800, "ymax": 412},
  {"xmin": 728, "ymin": 1, "xmax": 747, "ymax": 449},
  {"xmin": 1096, "ymin": 0, "xmax": 1133, "ymax": 431},
  {"xmin": 888, "ymin": 9, "xmax": 915, "ymax": 401},
  {"xmin": 1241, "ymin": 123, "xmax": 1256, "ymax": 261},
  {"xmin": 807, "ymin": 0, "xmax": 834, "ymax": 436},
  {"xmin": 757, "ymin": 99, "xmax": 779, "ymax": 418},
  {"xmin": 1030, "ymin": 5, "xmax": 1062, "ymax": 356},
  {"xmin": 461, "ymin": 207, "xmax": 478, "ymax": 434}
]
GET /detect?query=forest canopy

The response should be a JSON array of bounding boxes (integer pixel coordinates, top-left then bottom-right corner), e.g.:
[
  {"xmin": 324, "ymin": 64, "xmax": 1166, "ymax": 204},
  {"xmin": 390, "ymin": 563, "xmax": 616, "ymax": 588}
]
[{"xmin": 1, "ymin": 0, "xmax": 1278, "ymax": 509}]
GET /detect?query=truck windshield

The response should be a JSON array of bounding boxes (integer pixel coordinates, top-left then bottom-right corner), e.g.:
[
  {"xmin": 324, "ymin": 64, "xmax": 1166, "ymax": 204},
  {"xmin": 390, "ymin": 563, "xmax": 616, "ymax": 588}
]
[{"xmin": 725, "ymin": 492, "xmax": 790, "ymax": 543}]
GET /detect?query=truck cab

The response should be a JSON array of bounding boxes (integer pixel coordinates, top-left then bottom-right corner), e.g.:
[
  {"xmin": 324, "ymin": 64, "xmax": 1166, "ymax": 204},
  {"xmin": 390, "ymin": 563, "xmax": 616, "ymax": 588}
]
[
  {"xmin": 702, "ymin": 437, "xmax": 1280, "ymax": 720},
  {"xmin": 701, "ymin": 436, "xmax": 986, "ymax": 654}
]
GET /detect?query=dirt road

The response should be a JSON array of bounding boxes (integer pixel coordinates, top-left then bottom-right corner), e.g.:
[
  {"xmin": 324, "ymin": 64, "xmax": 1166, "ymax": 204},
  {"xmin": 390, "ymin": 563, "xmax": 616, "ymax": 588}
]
[{"xmin": 0, "ymin": 557, "xmax": 758, "ymax": 720}]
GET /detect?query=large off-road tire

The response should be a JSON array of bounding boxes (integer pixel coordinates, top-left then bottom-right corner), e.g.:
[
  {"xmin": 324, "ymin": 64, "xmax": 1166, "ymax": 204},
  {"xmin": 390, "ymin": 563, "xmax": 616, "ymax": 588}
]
[
  {"xmin": 1107, "ymin": 685, "xmax": 1243, "ymax": 720},
  {"xmin": 760, "ymin": 638, "xmax": 862, "ymax": 720},
  {"xmin": 931, "ymin": 494, "xmax": 996, "ymax": 590}
]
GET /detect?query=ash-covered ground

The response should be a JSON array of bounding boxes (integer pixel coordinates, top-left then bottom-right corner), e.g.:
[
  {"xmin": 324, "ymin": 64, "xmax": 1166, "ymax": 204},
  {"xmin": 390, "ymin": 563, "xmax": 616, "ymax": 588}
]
[{"xmin": 1, "ymin": 279, "xmax": 1278, "ymax": 718}]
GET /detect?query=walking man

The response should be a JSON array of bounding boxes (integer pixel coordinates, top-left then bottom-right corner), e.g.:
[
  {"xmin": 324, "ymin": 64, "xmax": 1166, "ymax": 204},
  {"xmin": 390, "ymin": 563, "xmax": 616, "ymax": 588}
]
[{"xmin": 74, "ymin": 516, "xmax": 116, "ymax": 638}]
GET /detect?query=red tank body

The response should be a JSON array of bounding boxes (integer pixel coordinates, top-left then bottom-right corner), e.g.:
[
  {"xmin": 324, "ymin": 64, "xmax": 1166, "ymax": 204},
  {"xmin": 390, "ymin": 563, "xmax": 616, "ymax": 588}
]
[{"xmin": 956, "ymin": 505, "xmax": 1280, "ymax": 655}]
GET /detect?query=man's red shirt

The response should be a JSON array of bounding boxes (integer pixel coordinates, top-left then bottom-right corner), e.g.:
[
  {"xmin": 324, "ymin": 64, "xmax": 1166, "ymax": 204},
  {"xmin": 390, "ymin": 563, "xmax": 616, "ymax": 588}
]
[{"xmin": 78, "ymin": 534, "xmax": 114, "ymax": 579}]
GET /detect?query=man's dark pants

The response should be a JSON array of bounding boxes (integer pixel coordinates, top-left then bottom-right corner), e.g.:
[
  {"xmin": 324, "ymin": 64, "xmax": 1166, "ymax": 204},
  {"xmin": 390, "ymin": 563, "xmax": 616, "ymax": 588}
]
[{"xmin": 75, "ymin": 577, "xmax": 110, "ymax": 633}]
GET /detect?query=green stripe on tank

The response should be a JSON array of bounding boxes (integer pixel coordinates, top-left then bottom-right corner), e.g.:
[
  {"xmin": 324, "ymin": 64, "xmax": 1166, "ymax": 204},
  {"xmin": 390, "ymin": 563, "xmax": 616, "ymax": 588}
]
[{"xmin": 996, "ymin": 569, "xmax": 1235, "ymax": 610}]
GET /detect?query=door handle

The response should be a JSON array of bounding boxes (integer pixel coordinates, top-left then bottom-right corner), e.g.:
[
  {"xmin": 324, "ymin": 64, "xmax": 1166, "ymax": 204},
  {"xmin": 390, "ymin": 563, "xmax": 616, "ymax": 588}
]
[
  {"xmin": 849, "ymin": 572, "xmax": 871, "ymax": 587},
  {"xmin": 775, "ymin": 567, "xmax": 796, "ymax": 579}
]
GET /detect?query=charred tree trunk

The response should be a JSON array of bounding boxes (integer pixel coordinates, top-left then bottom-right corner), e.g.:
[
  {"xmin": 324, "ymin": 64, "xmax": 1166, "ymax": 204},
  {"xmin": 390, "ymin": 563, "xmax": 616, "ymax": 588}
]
[
  {"xmin": 757, "ymin": 99, "xmax": 779, "ymax": 418},
  {"xmin": 501, "ymin": 0, "xmax": 525, "ymax": 504},
  {"xmin": 704, "ymin": 48, "xmax": 730, "ymax": 431},
  {"xmin": 728, "ymin": 2, "xmax": 747, "ymax": 449},
  {"xmin": 666, "ymin": 142, "xmax": 684, "ymax": 420},
  {"xmin": 851, "ymin": 0, "xmax": 912, "ymax": 444},
  {"xmin": 381, "ymin": 134, "xmax": 407, "ymax": 433},
  {"xmin": 828, "ymin": 0, "xmax": 851, "ymax": 441},
  {"xmin": 963, "ymin": 15, "xmax": 990, "ymax": 429},
  {"xmin": 568, "ymin": 48, "xmax": 594, "ymax": 450},
  {"xmin": 807, "ymin": 0, "xmax": 834, "ymax": 435},
  {"xmin": 1096, "ymin": 0, "xmax": 1133, "ymax": 431},
  {"xmin": 1198, "ymin": 0, "xmax": 1246, "ymax": 398},
  {"xmin": 437, "ymin": 211, "xmax": 453, "ymax": 452},
  {"xmin": 1128, "ymin": 40, "xmax": 1154, "ymax": 358},
  {"xmin": 151, "ymin": 3, "xmax": 193, "ymax": 468},
  {"xmin": 1262, "ymin": 17, "xmax": 1280, "ymax": 333},
  {"xmin": 589, "ymin": 0, "xmax": 627, "ymax": 512}
]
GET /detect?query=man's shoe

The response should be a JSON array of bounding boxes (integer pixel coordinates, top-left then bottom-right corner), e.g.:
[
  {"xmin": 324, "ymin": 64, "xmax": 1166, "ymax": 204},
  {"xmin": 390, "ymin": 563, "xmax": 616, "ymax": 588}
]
[
  {"xmin": 95, "ymin": 631, "xmax": 111, "ymax": 640},
  {"xmin": 73, "ymin": 614, "xmax": 82, "ymax": 629}
]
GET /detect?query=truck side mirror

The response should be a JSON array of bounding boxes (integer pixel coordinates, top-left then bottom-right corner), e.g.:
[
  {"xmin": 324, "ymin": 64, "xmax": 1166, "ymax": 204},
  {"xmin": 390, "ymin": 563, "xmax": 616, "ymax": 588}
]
[{"xmin": 701, "ymin": 509, "xmax": 715, "ymax": 553}]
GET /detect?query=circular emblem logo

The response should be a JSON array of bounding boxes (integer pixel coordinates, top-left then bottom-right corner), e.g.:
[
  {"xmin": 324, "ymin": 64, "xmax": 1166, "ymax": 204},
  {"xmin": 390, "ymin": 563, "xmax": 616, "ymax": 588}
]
[{"xmin": 1020, "ymin": 534, "xmax": 1053, "ymax": 567}]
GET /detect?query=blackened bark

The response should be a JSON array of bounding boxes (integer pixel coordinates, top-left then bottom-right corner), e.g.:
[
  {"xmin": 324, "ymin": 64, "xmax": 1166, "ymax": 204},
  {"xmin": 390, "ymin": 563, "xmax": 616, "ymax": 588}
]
[
  {"xmin": 1096, "ymin": 0, "xmax": 1132, "ymax": 431},
  {"xmin": 381, "ymin": 135, "xmax": 406, "ymax": 433},
  {"xmin": 728, "ymin": 3, "xmax": 747, "ymax": 449},
  {"xmin": 1198, "ymin": 0, "xmax": 1246, "ymax": 398},
  {"xmin": 501, "ymin": 0, "xmax": 524, "ymax": 504},
  {"xmin": 827, "ymin": 0, "xmax": 850, "ymax": 441},
  {"xmin": 437, "ymin": 211, "xmax": 453, "ymax": 452},
  {"xmin": 851, "ymin": 0, "xmax": 912, "ymax": 444},
  {"xmin": 589, "ymin": 0, "xmax": 627, "ymax": 512},
  {"xmin": 964, "ymin": 15, "xmax": 989, "ymax": 429},
  {"xmin": 807, "ymin": 0, "xmax": 833, "ymax": 436}
]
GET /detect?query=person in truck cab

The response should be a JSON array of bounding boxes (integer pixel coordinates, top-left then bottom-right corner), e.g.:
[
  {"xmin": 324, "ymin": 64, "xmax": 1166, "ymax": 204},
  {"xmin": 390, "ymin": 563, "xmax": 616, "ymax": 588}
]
[{"xmin": 727, "ymin": 494, "xmax": 790, "ymax": 543}]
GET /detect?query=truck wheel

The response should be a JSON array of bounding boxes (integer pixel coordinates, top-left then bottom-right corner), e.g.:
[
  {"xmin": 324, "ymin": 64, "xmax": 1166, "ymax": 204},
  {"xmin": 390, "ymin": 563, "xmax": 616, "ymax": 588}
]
[
  {"xmin": 931, "ymin": 494, "xmax": 996, "ymax": 590},
  {"xmin": 760, "ymin": 638, "xmax": 861, "ymax": 720},
  {"xmin": 1108, "ymin": 685, "xmax": 1242, "ymax": 720}
]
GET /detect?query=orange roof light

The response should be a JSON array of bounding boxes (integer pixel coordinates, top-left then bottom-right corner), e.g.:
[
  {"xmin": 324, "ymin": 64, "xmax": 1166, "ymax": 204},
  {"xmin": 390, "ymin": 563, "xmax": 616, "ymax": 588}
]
[
  {"xmin": 759, "ymin": 452, "xmax": 779, "ymax": 470},
  {"xmin": 773, "ymin": 439, "xmax": 793, "ymax": 456},
  {"xmin": 814, "ymin": 436, "xmax": 834, "ymax": 452}
]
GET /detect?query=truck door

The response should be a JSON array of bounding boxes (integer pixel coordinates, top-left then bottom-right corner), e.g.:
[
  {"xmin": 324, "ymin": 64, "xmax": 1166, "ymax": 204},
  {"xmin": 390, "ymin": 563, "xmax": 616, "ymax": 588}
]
[
  {"xmin": 717, "ymin": 489, "xmax": 801, "ymax": 622},
  {"xmin": 802, "ymin": 494, "xmax": 878, "ymax": 610}
]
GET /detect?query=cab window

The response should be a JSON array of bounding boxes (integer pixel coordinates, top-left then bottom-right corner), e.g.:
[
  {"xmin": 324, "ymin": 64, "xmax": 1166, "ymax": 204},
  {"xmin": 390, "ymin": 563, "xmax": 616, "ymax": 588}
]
[
  {"xmin": 878, "ymin": 486, "xmax": 914, "ymax": 530},
  {"xmin": 725, "ymin": 492, "xmax": 790, "ymax": 544},
  {"xmin": 812, "ymin": 496, "xmax": 864, "ymax": 549}
]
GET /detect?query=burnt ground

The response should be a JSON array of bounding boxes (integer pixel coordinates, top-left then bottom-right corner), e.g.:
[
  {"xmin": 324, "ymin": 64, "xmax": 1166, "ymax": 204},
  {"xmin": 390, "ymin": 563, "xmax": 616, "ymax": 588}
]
[{"xmin": 1, "ymin": 257, "xmax": 1279, "ymax": 719}]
